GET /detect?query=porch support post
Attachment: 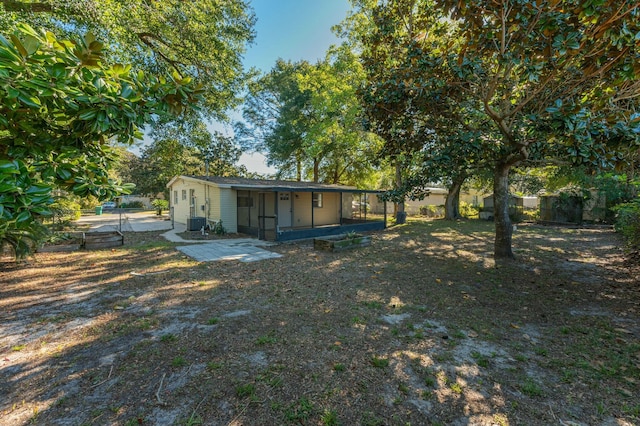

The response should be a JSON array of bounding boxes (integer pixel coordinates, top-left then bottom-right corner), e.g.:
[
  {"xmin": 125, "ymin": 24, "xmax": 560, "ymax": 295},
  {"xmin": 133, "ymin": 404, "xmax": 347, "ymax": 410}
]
[
  {"xmin": 364, "ymin": 193, "xmax": 368, "ymax": 222},
  {"xmin": 274, "ymin": 190, "xmax": 278, "ymax": 233},
  {"xmin": 311, "ymin": 192, "xmax": 314, "ymax": 228},
  {"xmin": 339, "ymin": 192, "xmax": 343, "ymax": 225}
]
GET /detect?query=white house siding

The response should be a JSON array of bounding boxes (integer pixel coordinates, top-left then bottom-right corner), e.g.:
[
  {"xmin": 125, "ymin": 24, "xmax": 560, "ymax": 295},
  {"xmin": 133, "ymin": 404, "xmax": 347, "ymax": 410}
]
[
  {"xmin": 218, "ymin": 187, "xmax": 238, "ymax": 233},
  {"xmin": 312, "ymin": 192, "xmax": 340, "ymax": 225},
  {"xmin": 289, "ymin": 192, "xmax": 340, "ymax": 227},
  {"xmin": 170, "ymin": 178, "xmax": 191, "ymax": 224},
  {"xmin": 168, "ymin": 178, "xmax": 238, "ymax": 232},
  {"xmin": 292, "ymin": 192, "xmax": 312, "ymax": 227}
]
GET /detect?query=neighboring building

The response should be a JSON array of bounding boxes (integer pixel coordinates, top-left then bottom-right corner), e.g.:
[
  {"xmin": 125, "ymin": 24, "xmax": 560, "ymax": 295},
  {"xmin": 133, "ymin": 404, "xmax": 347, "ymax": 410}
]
[
  {"xmin": 166, "ymin": 176, "xmax": 388, "ymax": 241},
  {"xmin": 479, "ymin": 193, "xmax": 524, "ymax": 219},
  {"xmin": 539, "ymin": 189, "xmax": 606, "ymax": 223},
  {"xmin": 368, "ymin": 187, "xmax": 489, "ymax": 216}
]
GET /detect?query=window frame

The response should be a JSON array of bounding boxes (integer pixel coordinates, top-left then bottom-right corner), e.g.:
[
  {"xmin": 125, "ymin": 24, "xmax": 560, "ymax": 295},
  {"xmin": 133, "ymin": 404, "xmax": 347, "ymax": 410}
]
[{"xmin": 312, "ymin": 192, "xmax": 323, "ymax": 208}]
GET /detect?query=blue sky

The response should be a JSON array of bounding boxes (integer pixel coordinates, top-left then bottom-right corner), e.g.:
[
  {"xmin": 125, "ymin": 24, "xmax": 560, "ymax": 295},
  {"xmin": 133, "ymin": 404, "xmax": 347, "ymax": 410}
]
[
  {"xmin": 237, "ymin": 0, "xmax": 352, "ymax": 173},
  {"xmin": 244, "ymin": 0, "xmax": 351, "ymax": 72}
]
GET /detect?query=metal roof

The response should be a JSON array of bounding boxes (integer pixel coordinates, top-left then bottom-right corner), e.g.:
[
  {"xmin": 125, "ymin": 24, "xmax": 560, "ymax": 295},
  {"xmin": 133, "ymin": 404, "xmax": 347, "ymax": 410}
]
[{"xmin": 168, "ymin": 175, "xmax": 385, "ymax": 194}]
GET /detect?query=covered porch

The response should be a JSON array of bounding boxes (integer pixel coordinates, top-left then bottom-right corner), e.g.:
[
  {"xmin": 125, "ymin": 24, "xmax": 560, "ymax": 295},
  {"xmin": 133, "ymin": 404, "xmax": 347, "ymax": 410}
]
[{"xmin": 234, "ymin": 185, "xmax": 387, "ymax": 242}]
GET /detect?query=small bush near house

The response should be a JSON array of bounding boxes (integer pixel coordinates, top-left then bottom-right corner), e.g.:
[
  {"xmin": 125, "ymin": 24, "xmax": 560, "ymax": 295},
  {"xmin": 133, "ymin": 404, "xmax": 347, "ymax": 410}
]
[
  {"xmin": 212, "ymin": 220, "xmax": 227, "ymax": 235},
  {"xmin": 459, "ymin": 201, "xmax": 479, "ymax": 218},
  {"xmin": 614, "ymin": 197, "xmax": 640, "ymax": 254},
  {"xmin": 151, "ymin": 199, "xmax": 169, "ymax": 215},
  {"xmin": 521, "ymin": 209, "xmax": 539, "ymax": 222}
]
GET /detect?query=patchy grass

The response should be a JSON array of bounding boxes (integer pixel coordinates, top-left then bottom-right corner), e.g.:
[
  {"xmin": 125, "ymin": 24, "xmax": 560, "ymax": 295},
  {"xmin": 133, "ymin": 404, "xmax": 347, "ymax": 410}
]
[{"xmin": 0, "ymin": 220, "xmax": 638, "ymax": 425}]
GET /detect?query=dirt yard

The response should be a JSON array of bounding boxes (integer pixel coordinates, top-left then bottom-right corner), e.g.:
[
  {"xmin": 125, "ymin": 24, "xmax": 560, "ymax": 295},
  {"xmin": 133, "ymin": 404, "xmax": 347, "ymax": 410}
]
[{"xmin": 1, "ymin": 220, "xmax": 638, "ymax": 426}]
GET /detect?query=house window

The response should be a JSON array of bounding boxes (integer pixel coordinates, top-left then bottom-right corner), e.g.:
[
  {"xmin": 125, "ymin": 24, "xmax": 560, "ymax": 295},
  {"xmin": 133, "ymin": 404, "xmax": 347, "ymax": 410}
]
[
  {"xmin": 237, "ymin": 191, "xmax": 253, "ymax": 207},
  {"xmin": 312, "ymin": 193, "xmax": 323, "ymax": 208},
  {"xmin": 181, "ymin": 190, "xmax": 187, "ymax": 201},
  {"xmin": 174, "ymin": 190, "xmax": 178, "ymax": 204}
]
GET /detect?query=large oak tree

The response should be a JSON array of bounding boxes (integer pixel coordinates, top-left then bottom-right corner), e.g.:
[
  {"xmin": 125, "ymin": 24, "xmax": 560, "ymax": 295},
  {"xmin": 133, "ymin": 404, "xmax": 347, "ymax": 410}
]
[
  {"xmin": 237, "ymin": 51, "xmax": 382, "ymax": 186},
  {"xmin": 347, "ymin": 0, "xmax": 640, "ymax": 259}
]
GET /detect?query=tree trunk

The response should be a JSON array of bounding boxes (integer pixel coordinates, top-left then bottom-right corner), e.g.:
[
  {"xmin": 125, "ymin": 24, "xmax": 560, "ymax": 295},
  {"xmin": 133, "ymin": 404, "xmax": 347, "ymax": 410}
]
[
  {"xmin": 394, "ymin": 161, "xmax": 406, "ymax": 224},
  {"xmin": 296, "ymin": 152, "xmax": 302, "ymax": 182},
  {"xmin": 313, "ymin": 158, "xmax": 319, "ymax": 183},
  {"xmin": 444, "ymin": 177, "xmax": 464, "ymax": 220},
  {"xmin": 493, "ymin": 162, "xmax": 514, "ymax": 259}
]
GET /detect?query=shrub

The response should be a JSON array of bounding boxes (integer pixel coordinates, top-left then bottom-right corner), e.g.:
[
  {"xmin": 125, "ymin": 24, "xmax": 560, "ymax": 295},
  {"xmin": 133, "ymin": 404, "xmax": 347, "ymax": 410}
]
[
  {"xmin": 50, "ymin": 198, "xmax": 81, "ymax": 222},
  {"xmin": 614, "ymin": 197, "xmax": 640, "ymax": 251},
  {"xmin": 460, "ymin": 201, "xmax": 479, "ymax": 218},
  {"xmin": 151, "ymin": 199, "xmax": 169, "ymax": 215},
  {"xmin": 211, "ymin": 220, "xmax": 227, "ymax": 235}
]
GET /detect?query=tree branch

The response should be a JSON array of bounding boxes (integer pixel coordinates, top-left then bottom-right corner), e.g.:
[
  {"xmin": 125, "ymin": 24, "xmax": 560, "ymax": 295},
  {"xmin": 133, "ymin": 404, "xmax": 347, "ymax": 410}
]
[{"xmin": 137, "ymin": 32, "xmax": 186, "ymax": 78}]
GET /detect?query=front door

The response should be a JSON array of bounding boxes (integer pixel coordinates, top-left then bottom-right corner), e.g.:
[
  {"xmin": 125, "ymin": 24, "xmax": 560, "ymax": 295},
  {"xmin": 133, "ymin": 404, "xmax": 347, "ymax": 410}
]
[{"xmin": 277, "ymin": 192, "xmax": 292, "ymax": 228}]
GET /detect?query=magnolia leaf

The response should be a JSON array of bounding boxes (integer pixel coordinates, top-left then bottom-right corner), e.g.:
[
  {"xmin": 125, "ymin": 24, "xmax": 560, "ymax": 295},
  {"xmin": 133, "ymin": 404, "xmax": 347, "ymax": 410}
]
[
  {"xmin": 9, "ymin": 34, "xmax": 27, "ymax": 58},
  {"xmin": 22, "ymin": 35, "xmax": 40, "ymax": 55}
]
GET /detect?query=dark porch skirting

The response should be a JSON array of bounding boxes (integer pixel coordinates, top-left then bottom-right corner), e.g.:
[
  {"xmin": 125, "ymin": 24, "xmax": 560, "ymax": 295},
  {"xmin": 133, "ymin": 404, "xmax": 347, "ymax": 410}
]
[{"xmin": 276, "ymin": 221, "xmax": 385, "ymax": 242}]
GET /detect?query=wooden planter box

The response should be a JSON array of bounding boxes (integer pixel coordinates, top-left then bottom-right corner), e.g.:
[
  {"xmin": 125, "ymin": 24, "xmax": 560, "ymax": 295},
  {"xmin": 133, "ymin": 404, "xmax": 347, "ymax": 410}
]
[
  {"xmin": 83, "ymin": 231, "xmax": 124, "ymax": 249},
  {"xmin": 314, "ymin": 234, "xmax": 371, "ymax": 252}
]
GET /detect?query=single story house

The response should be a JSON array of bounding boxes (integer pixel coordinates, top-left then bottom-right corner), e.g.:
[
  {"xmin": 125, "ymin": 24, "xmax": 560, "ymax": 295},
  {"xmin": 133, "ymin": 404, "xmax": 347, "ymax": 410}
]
[{"xmin": 166, "ymin": 175, "xmax": 388, "ymax": 241}]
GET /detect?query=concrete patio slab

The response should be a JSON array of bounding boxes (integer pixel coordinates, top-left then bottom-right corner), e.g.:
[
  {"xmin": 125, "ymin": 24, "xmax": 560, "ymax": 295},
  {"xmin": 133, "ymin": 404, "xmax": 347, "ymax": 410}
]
[{"xmin": 176, "ymin": 240, "xmax": 282, "ymax": 263}]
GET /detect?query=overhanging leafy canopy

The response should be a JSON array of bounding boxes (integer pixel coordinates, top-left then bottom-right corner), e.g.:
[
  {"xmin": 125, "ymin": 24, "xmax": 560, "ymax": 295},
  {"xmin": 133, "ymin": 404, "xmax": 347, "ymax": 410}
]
[
  {"xmin": 0, "ymin": 0, "xmax": 256, "ymax": 118},
  {"xmin": 0, "ymin": 24, "xmax": 203, "ymax": 257}
]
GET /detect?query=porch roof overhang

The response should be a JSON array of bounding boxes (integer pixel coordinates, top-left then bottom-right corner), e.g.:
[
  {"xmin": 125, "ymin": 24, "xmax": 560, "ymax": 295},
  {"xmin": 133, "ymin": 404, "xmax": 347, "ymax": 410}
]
[
  {"xmin": 167, "ymin": 175, "xmax": 386, "ymax": 195},
  {"xmin": 229, "ymin": 184, "xmax": 384, "ymax": 194}
]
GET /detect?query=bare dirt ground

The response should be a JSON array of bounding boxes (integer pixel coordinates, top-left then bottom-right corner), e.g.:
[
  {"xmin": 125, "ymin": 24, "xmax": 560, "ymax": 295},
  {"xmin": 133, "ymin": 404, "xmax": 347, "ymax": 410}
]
[{"xmin": 1, "ymin": 219, "xmax": 638, "ymax": 426}]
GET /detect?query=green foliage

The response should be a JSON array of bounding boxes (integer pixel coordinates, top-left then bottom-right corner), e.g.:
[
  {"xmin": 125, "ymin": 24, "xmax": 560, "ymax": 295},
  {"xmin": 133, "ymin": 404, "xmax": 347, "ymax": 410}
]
[
  {"xmin": 50, "ymin": 197, "xmax": 82, "ymax": 222},
  {"xmin": 554, "ymin": 170, "xmax": 640, "ymax": 221},
  {"xmin": 1, "ymin": 0, "xmax": 255, "ymax": 119},
  {"xmin": 0, "ymin": 24, "xmax": 202, "ymax": 258},
  {"xmin": 459, "ymin": 201, "xmax": 479, "ymax": 219},
  {"xmin": 519, "ymin": 378, "xmax": 544, "ymax": 397},
  {"xmin": 151, "ymin": 199, "xmax": 169, "ymax": 215},
  {"xmin": 345, "ymin": 231, "xmax": 359, "ymax": 240},
  {"xmin": 370, "ymin": 356, "xmax": 389, "ymax": 368},
  {"xmin": 283, "ymin": 397, "xmax": 315, "ymax": 423},
  {"xmin": 614, "ymin": 197, "xmax": 640, "ymax": 251},
  {"xmin": 235, "ymin": 383, "xmax": 256, "ymax": 399},
  {"xmin": 211, "ymin": 220, "xmax": 227, "ymax": 236},
  {"xmin": 237, "ymin": 50, "xmax": 383, "ymax": 186},
  {"xmin": 171, "ymin": 356, "xmax": 187, "ymax": 367},
  {"xmin": 345, "ymin": 0, "xmax": 640, "ymax": 259},
  {"xmin": 127, "ymin": 121, "xmax": 246, "ymax": 198}
]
